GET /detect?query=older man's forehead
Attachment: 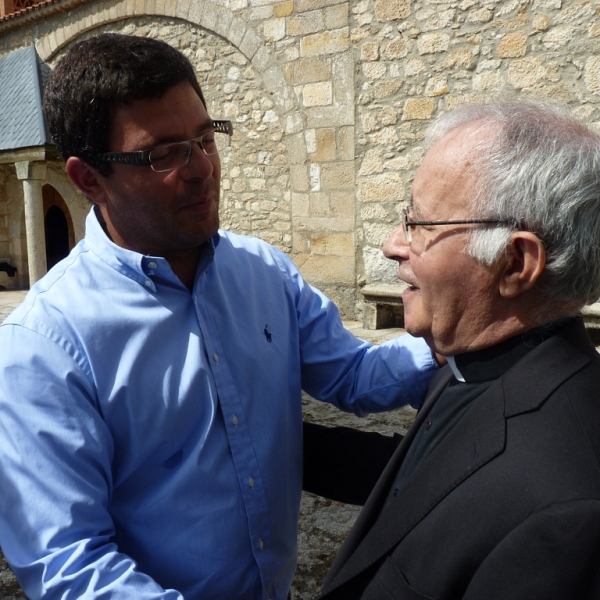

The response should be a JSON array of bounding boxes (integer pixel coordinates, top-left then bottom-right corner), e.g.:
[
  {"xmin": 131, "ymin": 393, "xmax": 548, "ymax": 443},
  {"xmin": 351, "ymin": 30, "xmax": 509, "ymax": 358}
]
[{"xmin": 407, "ymin": 194, "xmax": 425, "ymax": 218}]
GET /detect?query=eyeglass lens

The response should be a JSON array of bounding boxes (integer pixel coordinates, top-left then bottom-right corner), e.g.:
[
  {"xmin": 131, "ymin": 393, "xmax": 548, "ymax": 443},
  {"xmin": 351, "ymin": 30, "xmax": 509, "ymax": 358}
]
[{"xmin": 149, "ymin": 131, "xmax": 231, "ymax": 172}]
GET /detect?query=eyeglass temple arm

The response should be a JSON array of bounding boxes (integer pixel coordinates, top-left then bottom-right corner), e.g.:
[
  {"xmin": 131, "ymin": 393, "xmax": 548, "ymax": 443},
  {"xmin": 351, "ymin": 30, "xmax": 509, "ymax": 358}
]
[
  {"xmin": 95, "ymin": 120, "xmax": 233, "ymax": 164},
  {"xmin": 405, "ymin": 218, "xmax": 512, "ymax": 226},
  {"xmin": 212, "ymin": 120, "xmax": 233, "ymax": 135}
]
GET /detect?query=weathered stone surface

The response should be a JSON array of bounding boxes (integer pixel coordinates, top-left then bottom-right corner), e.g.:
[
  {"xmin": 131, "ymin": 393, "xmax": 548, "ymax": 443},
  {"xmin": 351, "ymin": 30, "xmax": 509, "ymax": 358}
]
[
  {"xmin": 288, "ymin": 10, "xmax": 326, "ymax": 36},
  {"xmin": 303, "ymin": 81, "xmax": 333, "ymax": 106},
  {"xmin": 320, "ymin": 161, "xmax": 355, "ymax": 189},
  {"xmin": 263, "ymin": 17, "xmax": 285, "ymax": 41},
  {"xmin": 425, "ymin": 74, "xmax": 449, "ymax": 96},
  {"xmin": 360, "ymin": 40, "xmax": 380, "ymax": 61},
  {"xmin": 295, "ymin": 0, "xmax": 346, "ymax": 12},
  {"xmin": 373, "ymin": 77, "xmax": 404, "ymax": 99},
  {"xmin": 312, "ymin": 232, "xmax": 355, "ymax": 255},
  {"xmin": 402, "ymin": 97, "xmax": 435, "ymax": 120},
  {"xmin": 359, "ymin": 173, "xmax": 405, "ymax": 203},
  {"xmin": 508, "ymin": 56, "xmax": 546, "ymax": 89},
  {"xmin": 312, "ymin": 128, "xmax": 337, "ymax": 162},
  {"xmin": 299, "ymin": 27, "xmax": 350, "ymax": 56},
  {"xmin": 585, "ymin": 56, "xmax": 600, "ymax": 95},
  {"xmin": 274, "ymin": 0, "xmax": 293, "ymax": 17},
  {"xmin": 498, "ymin": 31, "xmax": 527, "ymax": 58},
  {"xmin": 374, "ymin": 0, "xmax": 411, "ymax": 22},
  {"xmin": 467, "ymin": 7, "xmax": 493, "ymax": 23},
  {"xmin": 325, "ymin": 3, "xmax": 349, "ymax": 29},
  {"xmin": 293, "ymin": 56, "xmax": 332, "ymax": 85},
  {"xmin": 417, "ymin": 32, "xmax": 450, "ymax": 55},
  {"xmin": 543, "ymin": 25, "xmax": 575, "ymax": 50},
  {"xmin": 385, "ymin": 35, "xmax": 410, "ymax": 59},
  {"xmin": 295, "ymin": 254, "xmax": 356, "ymax": 284}
]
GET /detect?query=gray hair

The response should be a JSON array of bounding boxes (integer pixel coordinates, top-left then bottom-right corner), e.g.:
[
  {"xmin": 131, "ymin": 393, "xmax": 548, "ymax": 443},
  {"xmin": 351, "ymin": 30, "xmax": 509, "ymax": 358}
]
[{"xmin": 426, "ymin": 100, "xmax": 600, "ymax": 307}]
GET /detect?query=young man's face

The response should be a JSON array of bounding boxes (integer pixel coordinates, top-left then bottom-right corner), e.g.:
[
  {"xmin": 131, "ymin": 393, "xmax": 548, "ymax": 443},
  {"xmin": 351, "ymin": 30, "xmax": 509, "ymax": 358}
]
[{"xmin": 95, "ymin": 81, "xmax": 221, "ymax": 260}]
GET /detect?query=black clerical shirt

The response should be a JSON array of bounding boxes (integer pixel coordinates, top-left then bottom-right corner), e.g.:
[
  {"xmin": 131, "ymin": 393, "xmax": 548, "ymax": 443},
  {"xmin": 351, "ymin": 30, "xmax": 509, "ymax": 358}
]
[{"xmin": 383, "ymin": 323, "xmax": 562, "ymax": 509}]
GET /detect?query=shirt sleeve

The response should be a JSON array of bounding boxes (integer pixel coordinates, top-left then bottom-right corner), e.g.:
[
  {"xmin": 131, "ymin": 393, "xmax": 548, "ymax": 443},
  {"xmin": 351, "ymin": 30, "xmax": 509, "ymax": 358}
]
[
  {"xmin": 271, "ymin": 248, "xmax": 438, "ymax": 414},
  {"xmin": 0, "ymin": 324, "xmax": 183, "ymax": 600}
]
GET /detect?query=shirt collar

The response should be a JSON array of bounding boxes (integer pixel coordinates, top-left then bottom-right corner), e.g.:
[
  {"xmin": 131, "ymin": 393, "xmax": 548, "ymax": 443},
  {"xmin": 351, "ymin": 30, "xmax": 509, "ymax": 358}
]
[
  {"xmin": 450, "ymin": 321, "xmax": 566, "ymax": 383},
  {"xmin": 85, "ymin": 206, "xmax": 219, "ymax": 289}
]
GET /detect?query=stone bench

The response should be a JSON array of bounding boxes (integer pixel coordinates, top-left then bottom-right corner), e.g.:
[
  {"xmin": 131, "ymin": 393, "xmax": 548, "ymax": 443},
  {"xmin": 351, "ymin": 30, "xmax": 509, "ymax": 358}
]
[
  {"xmin": 361, "ymin": 283, "xmax": 600, "ymax": 342},
  {"xmin": 360, "ymin": 283, "xmax": 407, "ymax": 330},
  {"xmin": 581, "ymin": 303, "xmax": 600, "ymax": 344}
]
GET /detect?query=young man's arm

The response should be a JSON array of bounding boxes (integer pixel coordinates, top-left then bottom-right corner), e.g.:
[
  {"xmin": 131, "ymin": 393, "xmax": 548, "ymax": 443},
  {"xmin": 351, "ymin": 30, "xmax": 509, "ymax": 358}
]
[{"xmin": 0, "ymin": 325, "xmax": 183, "ymax": 600}]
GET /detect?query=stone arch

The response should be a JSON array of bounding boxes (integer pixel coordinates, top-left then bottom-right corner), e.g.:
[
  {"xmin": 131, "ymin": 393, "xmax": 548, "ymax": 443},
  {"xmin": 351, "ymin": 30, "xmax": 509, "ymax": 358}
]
[
  {"xmin": 35, "ymin": 3, "xmax": 298, "ymax": 252},
  {"xmin": 44, "ymin": 204, "xmax": 70, "ymax": 269},
  {"xmin": 35, "ymin": 0, "xmax": 294, "ymax": 113},
  {"xmin": 45, "ymin": 168, "xmax": 89, "ymax": 242}
]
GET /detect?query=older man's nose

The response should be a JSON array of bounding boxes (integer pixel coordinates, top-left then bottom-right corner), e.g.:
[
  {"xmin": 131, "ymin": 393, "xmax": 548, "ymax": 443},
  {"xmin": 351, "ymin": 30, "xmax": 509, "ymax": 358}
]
[{"xmin": 383, "ymin": 224, "xmax": 410, "ymax": 261}]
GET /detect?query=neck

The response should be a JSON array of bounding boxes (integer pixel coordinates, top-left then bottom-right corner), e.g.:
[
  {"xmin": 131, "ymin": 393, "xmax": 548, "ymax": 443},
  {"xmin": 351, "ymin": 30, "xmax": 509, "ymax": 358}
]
[
  {"xmin": 95, "ymin": 206, "xmax": 203, "ymax": 292},
  {"xmin": 165, "ymin": 247, "xmax": 203, "ymax": 291}
]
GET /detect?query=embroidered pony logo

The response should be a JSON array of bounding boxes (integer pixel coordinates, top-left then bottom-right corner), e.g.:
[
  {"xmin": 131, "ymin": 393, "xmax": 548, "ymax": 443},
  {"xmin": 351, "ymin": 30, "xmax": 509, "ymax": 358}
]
[{"xmin": 264, "ymin": 325, "xmax": 272, "ymax": 343}]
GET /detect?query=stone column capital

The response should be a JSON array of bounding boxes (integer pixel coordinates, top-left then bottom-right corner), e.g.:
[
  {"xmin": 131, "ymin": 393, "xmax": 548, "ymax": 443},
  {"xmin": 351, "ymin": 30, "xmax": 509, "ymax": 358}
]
[{"xmin": 15, "ymin": 161, "xmax": 47, "ymax": 181}]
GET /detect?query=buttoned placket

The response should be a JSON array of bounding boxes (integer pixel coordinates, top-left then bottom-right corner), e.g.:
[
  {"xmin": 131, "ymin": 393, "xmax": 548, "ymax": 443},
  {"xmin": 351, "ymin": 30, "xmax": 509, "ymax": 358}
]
[{"xmin": 192, "ymin": 282, "xmax": 275, "ymax": 597}]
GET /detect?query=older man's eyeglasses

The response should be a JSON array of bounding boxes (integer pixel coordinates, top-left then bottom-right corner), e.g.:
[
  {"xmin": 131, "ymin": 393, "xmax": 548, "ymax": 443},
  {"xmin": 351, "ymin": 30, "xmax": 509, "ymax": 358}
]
[
  {"xmin": 402, "ymin": 208, "xmax": 513, "ymax": 243},
  {"xmin": 95, "ymin": 120, "xmax": 233, "ymax": 173}
]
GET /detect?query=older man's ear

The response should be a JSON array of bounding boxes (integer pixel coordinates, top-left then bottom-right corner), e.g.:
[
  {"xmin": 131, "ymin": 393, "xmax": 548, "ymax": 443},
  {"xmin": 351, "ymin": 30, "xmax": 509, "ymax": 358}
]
[{"xmin": 498, "ymin": 232, "xmax": 546, "ymax": 299}]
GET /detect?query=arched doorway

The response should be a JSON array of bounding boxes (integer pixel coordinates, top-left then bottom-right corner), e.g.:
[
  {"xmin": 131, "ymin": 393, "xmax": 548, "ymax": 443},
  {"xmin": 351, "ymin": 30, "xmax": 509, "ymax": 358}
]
[
  {"xmin": 43, "ymin": 185, "xmax": 75, "ymax": 270},
  {"xmin": 44, "ymin": 206, "xmax": 69, "ymax": 269}
]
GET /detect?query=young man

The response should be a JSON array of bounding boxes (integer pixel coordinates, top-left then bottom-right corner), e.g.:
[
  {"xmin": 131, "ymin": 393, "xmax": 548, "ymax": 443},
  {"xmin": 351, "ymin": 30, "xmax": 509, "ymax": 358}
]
[{"xmin": 0, "ymin": 34, "xmax": 436, "ymax": 600}]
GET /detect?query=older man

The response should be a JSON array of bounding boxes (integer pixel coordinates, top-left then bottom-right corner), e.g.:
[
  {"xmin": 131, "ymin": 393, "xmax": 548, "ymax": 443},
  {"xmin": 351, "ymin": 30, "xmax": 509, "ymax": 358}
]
[{"xmin": 305, "ymin": 100, "xmax": 600, "ymax": 599}]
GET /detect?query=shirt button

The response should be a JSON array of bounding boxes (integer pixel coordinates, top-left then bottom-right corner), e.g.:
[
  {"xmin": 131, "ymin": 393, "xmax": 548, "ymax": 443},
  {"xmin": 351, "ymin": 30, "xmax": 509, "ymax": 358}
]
[
  {"xmin": 148, "ymin": 261, "xmax": 157, "ymax": 269},
  {"xmin": 144, "ymin": 280, "xmax": 152, "ymax": 287},
  {"xmin": 213, "ymin": 353, "xmax": 219, "ymax": 364},
  {"xmin": 248, "ymin": 476, "xmax": 254, "ymax": 488},
  {"xmin": 425, "ymin": 420, "xmax": 432, "ymax": 430},
  {"xmin": 259, "ymin": 539, "xmax": 264, "ymax": 550},
  {"xmin": 232, "ymin": 415, "xmax": 239, "ymax": 426}
]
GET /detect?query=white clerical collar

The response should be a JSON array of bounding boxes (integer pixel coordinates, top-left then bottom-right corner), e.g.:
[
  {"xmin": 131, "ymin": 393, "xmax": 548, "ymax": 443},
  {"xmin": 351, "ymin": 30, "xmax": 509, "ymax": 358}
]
[{"xmin": 447, "ymin": 356, "xmax": 465, "ymax": 383}]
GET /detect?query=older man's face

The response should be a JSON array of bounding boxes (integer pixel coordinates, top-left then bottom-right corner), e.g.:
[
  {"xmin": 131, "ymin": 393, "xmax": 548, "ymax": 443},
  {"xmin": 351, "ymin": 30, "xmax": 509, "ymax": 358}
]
[{"xmin": 383, "ymin": 126, "xmax": 505, "ymax": 356}]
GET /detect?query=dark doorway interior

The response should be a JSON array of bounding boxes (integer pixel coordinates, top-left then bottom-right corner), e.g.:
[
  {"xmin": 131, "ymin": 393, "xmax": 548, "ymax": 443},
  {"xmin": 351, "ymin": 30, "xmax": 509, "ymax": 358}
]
[{"xmin": 45, "ymin": 205, "xmax": 70, "ymax": 269}]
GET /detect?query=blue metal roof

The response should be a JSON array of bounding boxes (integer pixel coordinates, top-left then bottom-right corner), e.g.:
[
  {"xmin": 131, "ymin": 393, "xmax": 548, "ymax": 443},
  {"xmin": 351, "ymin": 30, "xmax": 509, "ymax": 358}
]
[{"xmin": 0, "ymin": 45, "xmax": 50, "ymax": 151}]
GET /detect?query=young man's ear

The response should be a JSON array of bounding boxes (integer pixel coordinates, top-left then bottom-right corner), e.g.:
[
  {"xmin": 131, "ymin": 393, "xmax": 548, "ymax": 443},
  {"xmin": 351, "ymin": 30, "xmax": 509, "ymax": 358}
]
[
  {"xmin": 499, "ymin": 232, "xmax": 546, "ymax": 299},
  {"xmin": 66, "ymin": 157, "xmax": 108, "ymax": 205}
]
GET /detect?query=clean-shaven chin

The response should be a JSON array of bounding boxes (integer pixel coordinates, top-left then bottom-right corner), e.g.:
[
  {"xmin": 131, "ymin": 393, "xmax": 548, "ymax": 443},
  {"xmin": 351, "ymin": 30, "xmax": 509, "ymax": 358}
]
[{"xmin": 400, "ymin": 284, "xmax": 422, "ymax": 337}]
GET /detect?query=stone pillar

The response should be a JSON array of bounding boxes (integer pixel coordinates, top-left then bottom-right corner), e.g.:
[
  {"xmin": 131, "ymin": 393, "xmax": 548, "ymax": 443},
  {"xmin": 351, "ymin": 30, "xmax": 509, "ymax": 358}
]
[{"xmin": 15, "ymin": 161, "xmax": 47, "ymax": 286}]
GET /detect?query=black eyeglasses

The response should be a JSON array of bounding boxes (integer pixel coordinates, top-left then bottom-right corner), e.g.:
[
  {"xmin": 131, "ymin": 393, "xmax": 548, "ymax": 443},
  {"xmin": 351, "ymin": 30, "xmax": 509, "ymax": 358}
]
[
  {"xmin": 402, "ymin": 208, "xmax": 513, "ymax": 243},
  {"xmin": 94, "ymin": 120, "xmax": 233, "ymax": 173}
]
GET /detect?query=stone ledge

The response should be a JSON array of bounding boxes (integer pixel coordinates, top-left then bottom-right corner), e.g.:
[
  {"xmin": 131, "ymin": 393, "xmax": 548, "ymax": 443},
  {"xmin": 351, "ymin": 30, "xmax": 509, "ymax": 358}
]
[
  {"xmin": 360, "ymin": 283, "xmax": 407, "ymax": 330},
  {"xmin": 361, "ymin": 284, "xmax": 600, "ymax": 340},
  {"xmin": 582, "ymin": 302, "xmax": 600, "ymax": 324}
]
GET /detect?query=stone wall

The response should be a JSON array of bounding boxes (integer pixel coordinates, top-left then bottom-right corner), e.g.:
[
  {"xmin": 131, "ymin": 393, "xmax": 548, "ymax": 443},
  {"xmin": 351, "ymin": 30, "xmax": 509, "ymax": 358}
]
[
  {"xmin": 354, "ymin": 0, "xmax": 600, "ymax": 293},
  {"xmin": 2, "ymin": 0, "xmax": 600, "ymax": 315}
]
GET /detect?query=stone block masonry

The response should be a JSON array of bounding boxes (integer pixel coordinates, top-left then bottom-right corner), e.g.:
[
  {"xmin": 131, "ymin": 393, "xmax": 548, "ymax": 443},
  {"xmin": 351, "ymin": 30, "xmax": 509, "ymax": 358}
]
[
  {"xmin": 352, "ymin": 0, "xmax": 600, "ymax": 303},
  {"xmin": 3, "ymin": 0, "xmax": 598, "ymax": 318}
]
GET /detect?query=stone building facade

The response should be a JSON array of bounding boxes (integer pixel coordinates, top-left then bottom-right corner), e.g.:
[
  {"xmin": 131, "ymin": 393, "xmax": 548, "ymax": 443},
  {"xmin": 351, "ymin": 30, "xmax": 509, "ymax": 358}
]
[{"xmin": 1, "ymin": 0, "xmax": 598, "ymax": 318}]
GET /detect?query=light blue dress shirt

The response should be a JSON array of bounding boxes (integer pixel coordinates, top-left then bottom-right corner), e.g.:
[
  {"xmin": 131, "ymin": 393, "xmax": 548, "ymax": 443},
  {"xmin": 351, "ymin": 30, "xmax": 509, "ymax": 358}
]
[{"xmin": 0, "ymin": 208, "xmax": 436, "ymax": 600}]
